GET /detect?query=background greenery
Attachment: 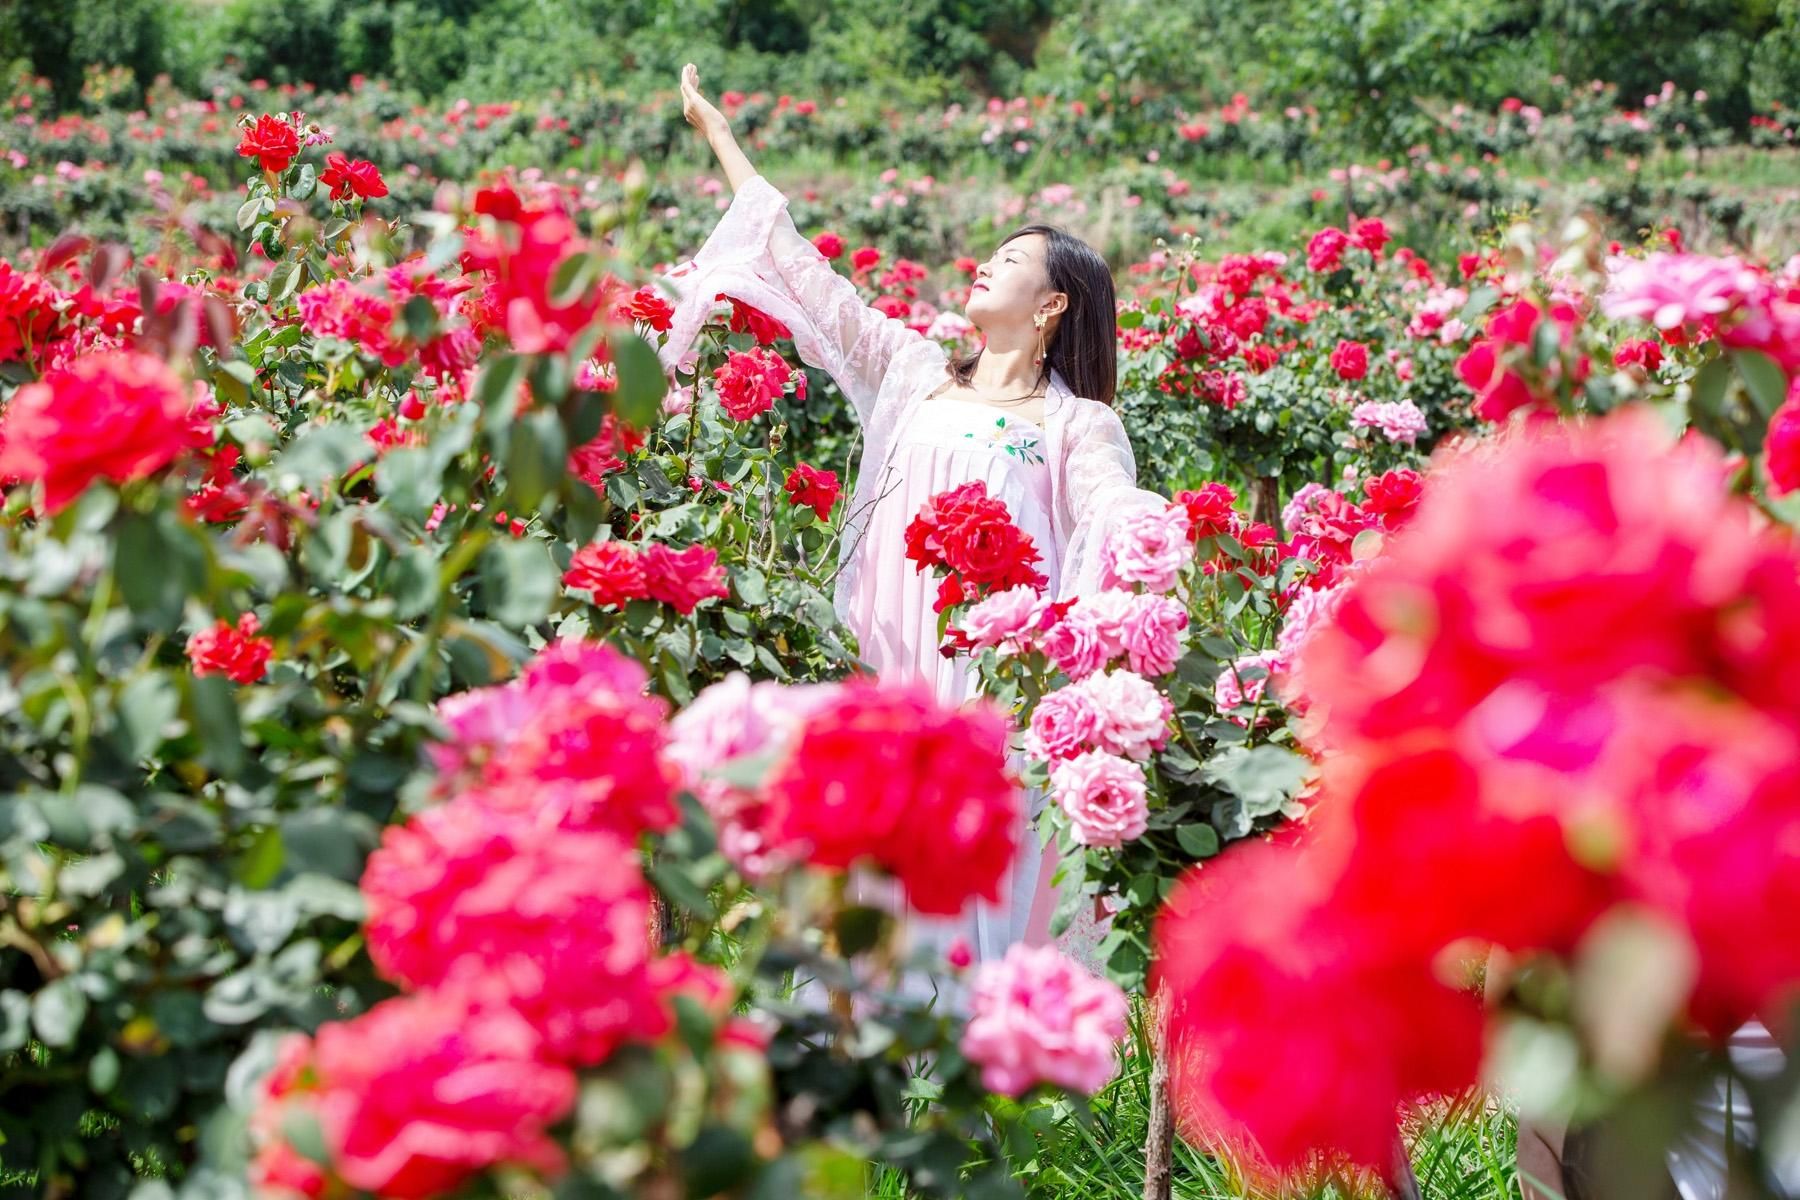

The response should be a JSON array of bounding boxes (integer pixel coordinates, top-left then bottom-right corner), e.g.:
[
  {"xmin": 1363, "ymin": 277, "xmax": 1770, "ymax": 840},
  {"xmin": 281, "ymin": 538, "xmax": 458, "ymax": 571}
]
[{"xmin": 5, "ymin": 0, "xmax": 1800, "ymax": 138}]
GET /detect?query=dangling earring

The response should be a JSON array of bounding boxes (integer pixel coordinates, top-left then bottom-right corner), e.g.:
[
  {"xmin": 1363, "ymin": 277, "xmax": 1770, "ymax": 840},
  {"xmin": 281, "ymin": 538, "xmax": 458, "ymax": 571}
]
[{"xmin": 1033, "ymin": 312, "xmax": 1047, "ymax": 366}]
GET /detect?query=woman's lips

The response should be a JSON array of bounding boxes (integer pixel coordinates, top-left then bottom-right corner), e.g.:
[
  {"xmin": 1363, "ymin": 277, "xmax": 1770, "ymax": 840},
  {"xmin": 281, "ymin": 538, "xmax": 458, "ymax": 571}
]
[{"xmin": 971, "ymin": 282, "xmax": 988, "ymax": 292}]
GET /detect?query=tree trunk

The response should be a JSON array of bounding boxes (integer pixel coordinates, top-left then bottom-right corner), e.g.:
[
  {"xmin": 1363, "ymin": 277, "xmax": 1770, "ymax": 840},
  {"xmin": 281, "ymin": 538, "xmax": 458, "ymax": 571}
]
[
  {"xmin": 1142, "ymin": 992, "xmax": 1175, "ymax": 1200},
  {"xmin": 1248, "ymin": 475, "xmax": 1282, "ymax": 534}
]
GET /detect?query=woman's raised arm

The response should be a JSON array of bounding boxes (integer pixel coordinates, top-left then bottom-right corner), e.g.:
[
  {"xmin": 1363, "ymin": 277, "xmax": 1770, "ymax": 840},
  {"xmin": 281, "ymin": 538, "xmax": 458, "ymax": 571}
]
[{"xmin": 671, "ymin": 65, "xmax": 927, "ymax": 419}]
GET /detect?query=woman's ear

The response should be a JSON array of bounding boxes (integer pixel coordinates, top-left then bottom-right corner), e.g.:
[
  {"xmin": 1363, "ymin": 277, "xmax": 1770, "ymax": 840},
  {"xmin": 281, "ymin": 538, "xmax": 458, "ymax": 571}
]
[{"xmin": 1041, "ymin": 292, "xmax": 1069, "ymax": 320}]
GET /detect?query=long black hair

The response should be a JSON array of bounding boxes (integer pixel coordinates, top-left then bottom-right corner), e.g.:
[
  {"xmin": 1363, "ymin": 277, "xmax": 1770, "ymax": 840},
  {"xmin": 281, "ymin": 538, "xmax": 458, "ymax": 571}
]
[{"xmin": 948, "ymin": 223, "xmax": 1118, "ymax": 406}]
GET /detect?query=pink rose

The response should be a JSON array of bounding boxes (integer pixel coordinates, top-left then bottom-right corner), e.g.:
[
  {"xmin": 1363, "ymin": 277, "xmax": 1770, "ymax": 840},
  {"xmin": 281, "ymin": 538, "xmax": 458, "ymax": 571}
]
[
  {"xmin": 961, "ymin": 944, "xmax": 1129, "ymax": 1096},
  {"xmin": 1214, "ymin": 651, "xmax": 1285, "ymax": 719},
  {"xmin": 1024, "ymin": 686, "xmax": 1102, "ymax": 761},
  {"xmin": 958, "ymin": 585, "xmax": 1045, "ymax": 653},
  {"xmin": 1276, "ymin": 585, "xmax": 1347, "ymax": 662},
  {"xmin": 1099, "ymin": 505, "xmax": 1193, "ymax": 593},
  {"xmin": 1119, "ymin": 593, "xmax": 1188, "ymax": 676},
  {"xmin": 1074, "ymin": 670, "xmax": 1171, "ymax": 761},
  {"xmin": 1038, "ymin": 607, "xmax": 1111, "ymax": 680},
  {"xmin": 1051, "ymin": 750, "xmax": 1150, "ymax": 847},
  {"xmin": 665, "ymin": 674, "xmax": 839, "ymax": 879}
]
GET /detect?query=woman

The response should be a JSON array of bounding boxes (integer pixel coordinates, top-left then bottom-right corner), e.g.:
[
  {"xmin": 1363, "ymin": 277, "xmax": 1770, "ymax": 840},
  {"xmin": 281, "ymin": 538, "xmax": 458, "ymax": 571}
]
[{"xmin": 658, "ymin": 65, "xmax": 1168, "ymax": 968}]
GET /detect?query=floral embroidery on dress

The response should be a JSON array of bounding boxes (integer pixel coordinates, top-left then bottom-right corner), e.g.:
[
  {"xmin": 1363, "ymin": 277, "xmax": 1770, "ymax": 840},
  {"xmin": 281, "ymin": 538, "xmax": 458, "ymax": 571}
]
[{"xmin": 965, "ymin": 416, "xmax": 1046, "ymax": 465}]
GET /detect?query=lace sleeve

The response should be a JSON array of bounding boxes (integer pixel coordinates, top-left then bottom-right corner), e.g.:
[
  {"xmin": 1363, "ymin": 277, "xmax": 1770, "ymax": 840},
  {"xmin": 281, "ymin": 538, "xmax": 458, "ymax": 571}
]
[
  {"xmin": 654, "ymin": 175, "xmax": 922, "ymax": 425},
  {"xmin": 769, "ymin": 246, "xmax": 924, "ymax": 421},
  {"xmin": 1057, "ymin": 401, "xmax": 1171, "ymax": 599}
]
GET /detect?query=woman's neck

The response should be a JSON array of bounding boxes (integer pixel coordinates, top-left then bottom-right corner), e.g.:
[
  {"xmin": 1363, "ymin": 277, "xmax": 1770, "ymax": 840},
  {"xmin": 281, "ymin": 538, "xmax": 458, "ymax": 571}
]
[{"xmin": 968, "ymin": 344, "xmax": 1044, "ymax": 393}]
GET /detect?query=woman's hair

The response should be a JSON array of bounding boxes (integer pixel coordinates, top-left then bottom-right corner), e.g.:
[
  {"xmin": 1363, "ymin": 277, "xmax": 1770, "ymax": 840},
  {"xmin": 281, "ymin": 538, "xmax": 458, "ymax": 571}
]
[{"xmin": 948, "ymin": 223, "xmax": 1118, "ymax": 406}]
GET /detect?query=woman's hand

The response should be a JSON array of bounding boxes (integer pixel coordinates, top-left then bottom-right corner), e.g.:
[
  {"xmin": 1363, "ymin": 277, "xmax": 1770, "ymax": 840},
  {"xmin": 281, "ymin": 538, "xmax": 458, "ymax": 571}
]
[
  {"xmin": 680, "ymin": 63, "xmax": 731, "ymax": 144},
  {"xmin": 681, "ymin": 62, "xmax": 758, "ymax": 193}
]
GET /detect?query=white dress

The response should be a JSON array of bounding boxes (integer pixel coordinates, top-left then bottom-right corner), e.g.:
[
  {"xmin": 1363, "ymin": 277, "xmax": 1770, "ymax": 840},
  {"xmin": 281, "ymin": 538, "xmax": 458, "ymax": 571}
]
[
  {"xmin": 843, "ymin": 398, "xmax": 1064, "ymax": 975},
  {"xmin": 655, "ymin": 174, "xmax": 1169, "ymax": 989}
]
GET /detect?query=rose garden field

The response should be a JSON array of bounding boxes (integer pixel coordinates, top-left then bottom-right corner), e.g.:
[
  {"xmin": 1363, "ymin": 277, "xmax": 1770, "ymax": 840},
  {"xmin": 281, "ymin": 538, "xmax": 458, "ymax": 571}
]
[{"xmin": 3, "ymin": 3, "xmax": 1800, "ymax": 1199}]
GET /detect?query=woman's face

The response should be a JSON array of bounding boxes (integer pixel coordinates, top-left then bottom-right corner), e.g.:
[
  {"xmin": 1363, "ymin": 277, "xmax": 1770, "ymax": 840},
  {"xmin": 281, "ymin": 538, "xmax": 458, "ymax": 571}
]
[{"xmin": 965, "ymin": 233, "xmax": 1059, "ymax": 329}]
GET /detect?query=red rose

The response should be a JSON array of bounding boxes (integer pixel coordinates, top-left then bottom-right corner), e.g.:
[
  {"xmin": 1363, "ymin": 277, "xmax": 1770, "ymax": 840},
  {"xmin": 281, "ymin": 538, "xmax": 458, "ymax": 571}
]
[
  {"xmin": 1349, "ymin": 217, "xmax": 1390, "ymax": 255},
  {"xmin": 1173, "ymin": 481, "xmax": 1241, "ymax": 541},
  {"xmin": 236, "ymin": 113, "xmax": 300, "ymax": 173},
  {"xmin": 811, "ymin": 232, "xmax": 845, "ymax": 259},
  {"xmin": 641, "ymin": 543, "xmax": 730, "ymax": 613},
  {"xmin": 783, "ymin": 462, "xmax": 840, "ymax": 521},
  {"xmin": 1453, "ymin": 340, "xmax": 1539, "ymax": 422},
  {"xmin": 1305, "ymin": 227, "xmax": 1349, "ymax": 273},
  {"xmin": 767, "ymin": 679, "xmax": 1019, "ymax": 915},
  {"xmin": 713, "ymin": 347, "xmax": 790, "ymax": 421},
  {"xmin": 1328, "ymin": 339, "xmax": 1369, "ymax": 381},
  {"xmin": 0, "ymin": 350, "xmax": 214, "ymax": 514},
  {"xmin": 721, "ymin": 295, "xmax": 791, "ymax": 346},
  {"xmin": 319, "ymin": 152, "xmax": 387, "ymax": 201},
  {"xmin": 248, "ymin": 987, "xmax": 575, "ymax": 1199},
  {"xmin": 617, "ymin": 285, "xmax": 674, "ymax": 332},
  {"xmin": 187, "ymin": 613, "xmax": 274, "ymax": 684},
  {"xmin": 1241, "ymin": 342, "xmax": 1280, "ymax": 373},
  {"xmin": 563, "ymin": 540, "xmax": 649, "ymax": 608},
  {"xmin": 1767, "ymin": 390, "xmax": 1800, "ymax": 497},
  {"xmin": 1613, "ymin": 338, "xmax": 1665, "ymax": 372},
  {"xmin": 1360, "ymin": 468, "xmax": 1422, "ymax": 527},
  {"xmin": 567, "ymin": 413, "xmax": 645, "ymax": 492},
  {"xmin": 850, "ymin": 246, "xmax": 882, "ymax": 273},
  {"xmin": 1155, "ymin": 838, "xmax": 1485, "ymax": 1174}
]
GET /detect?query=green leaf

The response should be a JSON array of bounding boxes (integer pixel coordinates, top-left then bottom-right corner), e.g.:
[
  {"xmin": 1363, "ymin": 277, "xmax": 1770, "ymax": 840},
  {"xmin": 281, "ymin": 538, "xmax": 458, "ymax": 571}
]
[
  {"xmin": 116, "ymin": 510, "xmax": 207, "ymax": 631},
  {"xmin": 270, "ymin": 424, "xmax": 368, "ymax": 490},
  {"xmin": 31, "ymin": 977, "xmax": 88, "ymax": 1048},
  {"xmin": 475, "ymin": 353, "xmax": 528, "ymax": 435},
  {"xmin": 190, "ymin": 672, "xmax": 246, "ymax": 775},
  {"xmin": 386, "ymin": 544, "xmax": 439, "ymax": 620},
  {"xmin": 503, "ymin": 407, "xmax": 567, "ymax": 513},
  {"xmin": 1201, "ymin": 744, "xmax": 1311, "ymax": 820},
  {"xmin": 1734, "ymin": 348, "xmax": 1788, "ymax": 418},
  {"xmin": 832, "ymin": 905, "xmax": 890, "ymax": 957},
  {"xmin": 400, "ymin": 294, "xmax": 439, "ymax": 343},
  {"xmin": 734, "ymin": 565, "xmax": 769, "ymax": 606},
  {"xmin": 549, "ymin": 251, "xmax": 601, "ymax": 308},
  {"xmin": 0, "ymin": 991, "xmax": 30, "ymax": 1052},
  {"xmin": 236, "ymin": 824, "xmax": 285, "ymax": 889},
  {"xmin": 236, "ymin": 196, "xmax": 265, "ymax": 231},
  {"xmin": 481, "ymin": 538, "xmax": 559, "ymax": 627},
  {"xmin": 678, "ymin": 1126, "xmax": 756, "ymax": 1199},
  {"xmin": 1175, "ymin": 823, "xmax": 1221, "ymax": 859},
  {"xmin": 611, "ymin": 332, "xmax": 667, "ymax": 428},
  {"xmin": 268, "ymin": 259, "xmax": 303, "ymax": 305},
  {"xmin": 113, "ymin": 672, "xmax": 179, "ymax": 761},
  {"xmin": 290, "ymin": 162, "xmax": 317, "ymax": 201}
]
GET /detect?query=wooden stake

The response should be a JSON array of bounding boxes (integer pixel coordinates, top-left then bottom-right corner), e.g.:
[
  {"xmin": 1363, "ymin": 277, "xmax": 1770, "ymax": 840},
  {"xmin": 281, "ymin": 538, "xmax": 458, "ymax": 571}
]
[{"xmin": 1143, "ymin": 990, "xmax": 1175, "ymax": 1200}]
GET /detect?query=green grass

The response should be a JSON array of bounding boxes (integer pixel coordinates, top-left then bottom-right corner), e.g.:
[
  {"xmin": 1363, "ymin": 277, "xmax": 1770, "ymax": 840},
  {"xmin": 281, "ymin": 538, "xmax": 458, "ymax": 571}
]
[{"xmin": 865, "ymin": 1004, "xmax": 1527, "ymax": 1200}]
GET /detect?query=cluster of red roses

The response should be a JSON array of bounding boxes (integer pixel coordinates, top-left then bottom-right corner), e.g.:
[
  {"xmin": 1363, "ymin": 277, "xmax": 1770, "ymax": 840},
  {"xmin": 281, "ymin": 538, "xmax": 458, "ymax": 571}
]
[
  {"xmin": 0, "ymin": 349, "xmax": 218, "ymax": 515},
  {"xmin": 458, "ymin": 182, "xmax": 624, "ymax": 357},
  {"xmin": 1453, "ymin": 296, "xmax": 1588, "ymax": 422},
  {"xmin": 713, "ymin": 345, "xmax": 802, "ymax": 421},
  {"xmin": 903, "ymin": 480, "xmax": 1049, "ymax": 612},
  {"xmin": 1155, "ymin": 411, "xmax": 1800, "ymax": 1177},
  {"xmin": 250, "ymin": 642, "xmax": 733, "ymax": 1198},
  {"xmin": 560, "ymin": 538, "xmax": 731, "ymax": 613}
]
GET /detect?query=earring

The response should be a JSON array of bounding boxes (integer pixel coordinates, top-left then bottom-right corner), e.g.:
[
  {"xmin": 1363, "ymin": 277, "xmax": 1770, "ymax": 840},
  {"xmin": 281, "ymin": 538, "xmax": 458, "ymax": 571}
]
[{"xmin": 1033, "ymin": 312, "xmax": 1047, "ymax": 366}]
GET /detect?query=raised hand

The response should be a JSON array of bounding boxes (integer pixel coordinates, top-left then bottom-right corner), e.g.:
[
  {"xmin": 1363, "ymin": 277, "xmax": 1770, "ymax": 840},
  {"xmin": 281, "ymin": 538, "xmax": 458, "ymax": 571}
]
[{"xmin": 680, "ymin": 63, "xmax": 730, "ymax": 142}]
